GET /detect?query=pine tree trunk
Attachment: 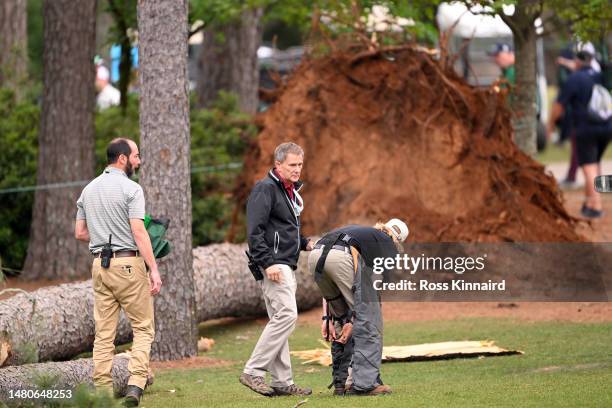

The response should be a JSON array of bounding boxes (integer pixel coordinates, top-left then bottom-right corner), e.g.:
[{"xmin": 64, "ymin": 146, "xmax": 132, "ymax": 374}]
[
  {"xmin": 505, "ymin": 1, "xmax": 539, "ymax": 157},
  {"xmin": 0, "ymin": 244, "xmax": 321, "ymax": 367},
  {"xmin": 137, "ymin": 0, "xmax": 197, "ymax": 361},
  {"xmin": 0, "ymin": 0, "xmax": 28, "ymax": 97},
  {"xmin": 196, "ymin": 7, "xmax": 264, "ymax": 114},
  {"xmin": 0, "ymin": 354, "xmax": 151, "ymax": 400},
  {"xmin": 22, "ymin": 0, "xmax": 97, "ymax": 280}
]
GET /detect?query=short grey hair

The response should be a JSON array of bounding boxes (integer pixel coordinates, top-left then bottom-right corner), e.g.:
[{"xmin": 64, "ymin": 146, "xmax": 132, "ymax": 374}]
[{"xmin": 274, "ymin": 142, "xmax": 304, "ymax": 163}]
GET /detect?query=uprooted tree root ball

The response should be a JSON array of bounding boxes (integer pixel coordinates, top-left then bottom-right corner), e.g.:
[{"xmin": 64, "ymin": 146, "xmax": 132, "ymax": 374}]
[{"xmin": 238, "ymin": 47, "xmax": 582, "ymax": 243}]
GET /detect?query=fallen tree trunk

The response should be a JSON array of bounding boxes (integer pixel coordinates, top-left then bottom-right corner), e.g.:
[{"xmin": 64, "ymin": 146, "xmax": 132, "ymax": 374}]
[
  {"xmin": 0, "ymin": 243, "xmax": 320, "ymax": 366},
  {"xmin": 0, "ymin": 353, "xmax": 151, "ymax": 400}
]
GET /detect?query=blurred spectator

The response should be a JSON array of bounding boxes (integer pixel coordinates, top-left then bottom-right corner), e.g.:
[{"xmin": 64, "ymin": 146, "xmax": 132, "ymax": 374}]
[
  {"xmin": 547, "ymin": 51, "xmax": 612, "ymax": 218},
  {"xmin": 555, "ymin": 45, "xmax": 578, "ymax": 188},
  {"xmin": 95, "ymin": 65, "xmax": 120, "ymax": 110},
  {"xmin": 556, "ymin": 42, "xmax": 601, "ymax": 74},
  {"xmin": 488, "ymin": 43, "xmax": 515, "ymax": 85}
]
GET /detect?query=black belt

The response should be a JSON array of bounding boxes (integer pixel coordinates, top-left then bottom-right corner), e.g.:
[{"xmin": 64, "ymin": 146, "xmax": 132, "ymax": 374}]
[
  {"xmin": 314, "ymin": 244, "xmax": 349, "ymax": 253},
  {"xmin": 94, "ymin": 250, "xmax": 139, "ymax": 258},
  {"xmin": 314, "ymin": 233, "xmax": 354, "ymax": 283}
]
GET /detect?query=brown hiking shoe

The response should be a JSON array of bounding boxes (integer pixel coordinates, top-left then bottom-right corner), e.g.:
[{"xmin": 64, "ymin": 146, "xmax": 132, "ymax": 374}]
[
  {"xmin": 272, "ymin": 383, "xmax": 313, "ymax": 396},
  {"xmin": 346, "ymin": 384, "xmax": 392, "ymax": 396},
  {"xmin": 239, "ymin": 373, "xmax": 274, "ymax": 397}
]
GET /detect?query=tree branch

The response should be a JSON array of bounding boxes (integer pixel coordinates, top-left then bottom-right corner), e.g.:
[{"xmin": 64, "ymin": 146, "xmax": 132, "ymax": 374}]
[{"xmin": 499, "ymin": 13, "xmax": 525, "ymax": 43}]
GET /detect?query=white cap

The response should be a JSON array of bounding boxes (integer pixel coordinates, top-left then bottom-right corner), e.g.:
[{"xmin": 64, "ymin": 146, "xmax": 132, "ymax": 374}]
[
  {"xmin": 97, "ymin": 66, "xmax": 110, "ymax": 81},
  {"xmin": 577, "ymin": 41, "xmax": 595, "ymax": 56},
  {"xmin": 385, "ymin": 218, "xmax": 409, "ymax": 242}
]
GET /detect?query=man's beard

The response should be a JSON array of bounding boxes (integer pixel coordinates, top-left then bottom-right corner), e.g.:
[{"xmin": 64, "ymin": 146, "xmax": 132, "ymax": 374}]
[{"xmin": 125, "ymin": 161, "xmax": 137, "ymax": 178}]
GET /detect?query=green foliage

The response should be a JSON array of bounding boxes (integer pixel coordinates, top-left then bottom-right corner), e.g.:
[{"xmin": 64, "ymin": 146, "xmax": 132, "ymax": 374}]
[
  {"xmin": 71, "ymin": 385, "xmax": 118, "ymax": 408},
  {"xmin": 189, "ymin": 0, "xmax": 440, "ymax": 45},
  {"xmin": 547, "ymin": 0, "xmax": 612, "ymax": 41},
  {"xmin": 461, "ymin": 0, "xmax": 610, "ymax": 42},
  {"xmin": 190, "ymin": 91, "xmax": 255, "ymax": 245},
  {"xmin": 104, "ymin": 0, "xmax": 137, "ymax": 43},
  {"xmin": 0, "ymin": 89, "xmax": 39, "ymax": 271},
  {"xmin": 31, "ymin": 370, "xmax": 60, "ymax": 389},
  {"xmin": 27, "ymin": 0, "xmax": 44, "ymax": 81},
  {"xmin": 190, "ymin": 0, "xmax": 271, "ymax": 27},
  {"xmin": 15, "ymin": 341, "xmax": 39, "ymax": 364}
]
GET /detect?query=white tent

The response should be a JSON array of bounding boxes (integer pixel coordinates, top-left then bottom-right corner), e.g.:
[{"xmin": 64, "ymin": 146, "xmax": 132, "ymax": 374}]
[{"xmin": 436, "ymin": 2, "xmax": 512, "ymax": 39}]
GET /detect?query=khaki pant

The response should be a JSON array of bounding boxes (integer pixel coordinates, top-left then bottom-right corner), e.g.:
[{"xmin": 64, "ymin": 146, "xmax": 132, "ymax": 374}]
[
  {"xmin": 92, "ymin": 257, "xmax": 154, "ymax": 391},
  {"xmin": 308, "ymin": 247, "xmax": 355, "ymax": 320},
  {"xmin": 243, "ymin": 264, "xmax": 298, "ymax": 387}
]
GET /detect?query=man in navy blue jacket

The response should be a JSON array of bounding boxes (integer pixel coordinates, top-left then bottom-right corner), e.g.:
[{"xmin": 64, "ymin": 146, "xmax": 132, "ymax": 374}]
[
  {"xmin": 240, "ymin": 142, "xmax": 313, "ymax": 397},
  {"xmin": 548, "ymin": 50, "xmax": 612, "ymax": 218}
]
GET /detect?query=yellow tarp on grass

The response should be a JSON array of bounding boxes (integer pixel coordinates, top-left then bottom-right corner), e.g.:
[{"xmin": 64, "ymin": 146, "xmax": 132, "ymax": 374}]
[{"xmin": 291, "ymin": 340, "xmax": 523, "ymax": 366}]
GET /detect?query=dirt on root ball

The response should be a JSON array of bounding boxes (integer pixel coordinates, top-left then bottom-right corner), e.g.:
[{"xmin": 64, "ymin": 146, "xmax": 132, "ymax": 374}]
[{"xmin": 238, "ymin": 47, "xmax": 582, "ymax": 243}]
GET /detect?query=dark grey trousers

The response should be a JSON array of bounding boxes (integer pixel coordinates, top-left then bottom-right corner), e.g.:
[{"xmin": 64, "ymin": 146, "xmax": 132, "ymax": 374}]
[
  {"xmin": 309, "ymin": 248, "xmax": 384, "ymax": 392},
  {"xmin": 351, "ymin": 255, "xmax": 384, "ymax": 391}
]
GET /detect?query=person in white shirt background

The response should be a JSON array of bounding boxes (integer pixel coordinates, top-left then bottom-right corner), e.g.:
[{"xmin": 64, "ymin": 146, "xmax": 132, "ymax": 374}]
[{"xmin": 96, "ymin": 62, "xmax": 120, "ymax": 111}]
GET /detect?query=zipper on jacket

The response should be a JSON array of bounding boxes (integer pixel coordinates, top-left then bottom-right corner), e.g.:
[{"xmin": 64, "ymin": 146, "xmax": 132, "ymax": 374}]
[
  {"xmin": 274, "ymin": 231, "xmax": 280, "ymax": 254},
  {"xmin": 279, "ymin": 187, "xmax": 301, "ymax": 255}
]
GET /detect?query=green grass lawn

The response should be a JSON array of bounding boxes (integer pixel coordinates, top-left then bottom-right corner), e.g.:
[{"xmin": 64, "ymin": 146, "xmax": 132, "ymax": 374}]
[{"xmin": 136, "ymin": 317, "xmax": 612, "ymax": 408}]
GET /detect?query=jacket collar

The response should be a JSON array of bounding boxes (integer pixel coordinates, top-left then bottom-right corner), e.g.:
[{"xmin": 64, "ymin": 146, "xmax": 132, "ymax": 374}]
[{"xmin": 268, "ymin": 169, "xmax": 303, "ymax": 192}]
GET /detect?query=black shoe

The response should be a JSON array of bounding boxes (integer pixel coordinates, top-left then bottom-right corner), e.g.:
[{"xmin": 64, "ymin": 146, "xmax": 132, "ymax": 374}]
[
  {"xmin": 581, "ymin": 205, "xmax": 603, "ymax": 219},
  {"xmin": 123, "ymin": 385, "xmax": 143, "ymax": 407}
]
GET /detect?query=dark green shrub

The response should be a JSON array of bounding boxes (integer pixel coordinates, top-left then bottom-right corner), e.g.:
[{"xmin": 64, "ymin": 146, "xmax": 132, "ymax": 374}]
[{"xmin": 0, "ymin": 89, "xmax": 39, "ymax": 271}]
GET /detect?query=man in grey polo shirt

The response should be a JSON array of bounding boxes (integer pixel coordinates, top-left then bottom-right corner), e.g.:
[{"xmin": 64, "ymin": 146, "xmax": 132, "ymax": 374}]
[{"xmin": 75, "ymin": 138, "xmax": 161, "ymax": 407}]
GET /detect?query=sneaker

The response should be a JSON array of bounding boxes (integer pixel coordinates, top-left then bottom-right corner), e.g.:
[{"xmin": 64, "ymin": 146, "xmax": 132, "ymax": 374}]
[
  {"xmin": 239, "ymin": 373, "xmax": 275, "ymax": 397},
  {"xmin": 271, "ymin": 383, "xmax": 313, "ymax": 396},
  {"xmin": 123, "ymin": 385, "xmax": 143, "ymax": 407},
  {"xmin": 581, "ymin": 205, "xmax": 603, "ymax": 219},
  {"xmin": 346, "ymin": 384, "xmax": 392, "ymax": 396}
]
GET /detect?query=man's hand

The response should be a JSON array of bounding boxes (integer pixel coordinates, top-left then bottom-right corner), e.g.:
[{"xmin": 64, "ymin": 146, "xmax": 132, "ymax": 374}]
[
  {"xmin": 149, "ymin": 268, "xmax": 162, "ymax": 296},
  {"xmin": 265, "ymin": 265, "xmax": 283, "ymax": 283},
  {"xmin": 321, "ymin": 319, "xmax": 336, "ymax": 342},
  {"xmin": 305, "ymin": 240, "xmax": 314, "ymax": 251},
  {"xmin": 336, "ymin": 322, "xmax": 353, "ymax": 344}
]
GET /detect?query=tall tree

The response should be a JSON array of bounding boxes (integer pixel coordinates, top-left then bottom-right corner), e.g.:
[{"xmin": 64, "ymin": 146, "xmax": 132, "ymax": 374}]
[
  {"xmin": 22, "ymin": 0, "xmax": 97, "ymax": 280},
  {"xmin": 196, "ymin": 6, "xmax": 264, "ymax": 114},
  {"xmin": 499, "ymin": 0, "xmax": 541, "ymax": 157},
  {"xmin": 0, "ymin": 0, "xmax": 28, "ymax": 97},
  {"xmin": 137, "ymin": 0, "xmax": 197, "ymax": 360}
]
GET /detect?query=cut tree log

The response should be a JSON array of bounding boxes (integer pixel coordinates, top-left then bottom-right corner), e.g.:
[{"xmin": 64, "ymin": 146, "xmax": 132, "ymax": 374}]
[
  {"xmin": 0, "ymin": 243, "xmax": 320, "ymax": 366},
  {"xmin": 0, "ymin": 353, "xmax": 152, "ymax": 400}
]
